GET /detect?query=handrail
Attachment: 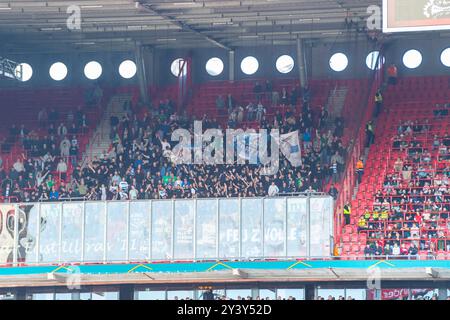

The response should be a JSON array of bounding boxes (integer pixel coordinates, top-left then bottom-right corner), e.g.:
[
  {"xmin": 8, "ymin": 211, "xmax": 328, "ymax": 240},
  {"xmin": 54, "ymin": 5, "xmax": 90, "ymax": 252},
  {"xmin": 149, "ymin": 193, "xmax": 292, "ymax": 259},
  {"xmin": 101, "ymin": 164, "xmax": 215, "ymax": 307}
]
[
  {"xmin": 325, "ymin": 83, "xmax": 338, "ymax": 117},
  {"xmin": 0, "ymin": 254, "xmax": 446, "ymax": 268},
  {"xmin": 81, "ymin": 132, "xmax": 102, "ymax": 169}
]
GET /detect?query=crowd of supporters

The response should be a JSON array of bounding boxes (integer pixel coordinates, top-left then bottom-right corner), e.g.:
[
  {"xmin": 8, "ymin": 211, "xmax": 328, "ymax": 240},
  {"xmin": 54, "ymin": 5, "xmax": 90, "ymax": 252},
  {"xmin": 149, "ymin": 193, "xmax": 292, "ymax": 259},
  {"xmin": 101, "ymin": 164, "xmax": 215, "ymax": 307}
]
[
  {"xmin": 0, "ymin": 83, "xmax": 349, "ymax": 203},
  {"xmin": 167, "ymin": 291, "xmax": 444, "ymax": 300},
  {"xmin": 358, "ymin": 119, "xmax": 450, "ymax": 257},
  {"xmin": 0, "ymin": 106, "xmax": 90, "ymax": 202}
]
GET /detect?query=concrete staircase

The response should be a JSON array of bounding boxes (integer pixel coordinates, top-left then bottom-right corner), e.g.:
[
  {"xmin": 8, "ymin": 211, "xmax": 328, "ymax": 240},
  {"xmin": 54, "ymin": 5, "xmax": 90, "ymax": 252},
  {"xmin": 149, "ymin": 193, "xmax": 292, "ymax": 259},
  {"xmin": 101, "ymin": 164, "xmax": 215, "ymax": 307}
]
[
  {"xmin": 326, "ymin": 86, "xmax": 348, "ymax": 120},
  {"xmin": 81, "ymin": 93, "xmax": 132, "ymax": 167},
  {"xmin": 352, "ymin": 146, "xmax": 370, "ymax": 200}
]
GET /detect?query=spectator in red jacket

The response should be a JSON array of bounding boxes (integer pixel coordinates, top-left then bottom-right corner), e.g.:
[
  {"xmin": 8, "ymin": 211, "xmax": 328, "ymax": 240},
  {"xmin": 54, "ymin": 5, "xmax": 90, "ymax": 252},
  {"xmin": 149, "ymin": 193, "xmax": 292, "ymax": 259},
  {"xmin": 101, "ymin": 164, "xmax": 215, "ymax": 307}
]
[{"xmin": 400, "ymin": 243, "xmax": 408, "ymax": 255}]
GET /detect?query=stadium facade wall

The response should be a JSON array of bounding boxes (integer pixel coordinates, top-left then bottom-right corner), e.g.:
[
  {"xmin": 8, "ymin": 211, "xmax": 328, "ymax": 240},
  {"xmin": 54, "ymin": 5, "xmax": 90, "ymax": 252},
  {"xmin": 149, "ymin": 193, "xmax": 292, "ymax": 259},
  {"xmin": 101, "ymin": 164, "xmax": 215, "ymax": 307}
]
[{"xmin": 5, "ymin": 36, "xmax": 449, "ymax": 89}]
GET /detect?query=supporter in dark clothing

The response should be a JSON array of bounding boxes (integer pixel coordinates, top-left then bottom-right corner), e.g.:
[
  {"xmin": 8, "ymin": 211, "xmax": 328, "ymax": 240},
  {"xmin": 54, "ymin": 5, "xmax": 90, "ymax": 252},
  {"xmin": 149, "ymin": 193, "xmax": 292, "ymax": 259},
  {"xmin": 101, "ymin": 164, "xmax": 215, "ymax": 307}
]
[
  {"xmin": 364, "ymin": 244, "xmax": 374, "ymax": 257},
  {"xmin": 253, "ymin": 82, "xmax": 263, "ymax": 102},
  {"xmin": 329, "ymin": 184, "xmax": 338, "ymax": 200}
]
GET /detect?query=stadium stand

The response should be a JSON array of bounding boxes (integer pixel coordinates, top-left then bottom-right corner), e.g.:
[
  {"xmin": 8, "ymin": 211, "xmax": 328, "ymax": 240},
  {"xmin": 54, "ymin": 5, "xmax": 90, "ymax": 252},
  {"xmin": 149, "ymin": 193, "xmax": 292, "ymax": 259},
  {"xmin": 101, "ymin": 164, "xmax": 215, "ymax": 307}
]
[
  {"xmin": 341, "ymin": 76, "xmax": 450, "ymax": 258},
  {"xmin": 0, "ymin": 85, "xmax": 109, "ymax": 202},
  {"xmin": 0, "ymin": 79, "xmax": 367, "ymax": 203}
]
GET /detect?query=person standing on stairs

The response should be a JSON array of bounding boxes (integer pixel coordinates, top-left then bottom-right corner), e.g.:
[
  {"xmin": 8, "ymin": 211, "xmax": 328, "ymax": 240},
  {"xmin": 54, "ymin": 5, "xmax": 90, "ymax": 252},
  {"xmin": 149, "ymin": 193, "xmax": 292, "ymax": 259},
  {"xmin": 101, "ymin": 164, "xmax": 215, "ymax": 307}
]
[
  {"xmin": 365, "ymin": 120, "xmax": 375, "ymax": 147},
  {"xmin": 343, "ymin": 202, "xmax": 351, "ymax": 225},
  {"xmin": 387, "ymin": 64, "xmax": 398, "ymax": 86},
  {"xmin": 374, "ymin": 89, "xmax": 383, "ymax": 117},
  {"xmin": 356, "ymin": 157, "xmax": 364, "ymax": 184}
]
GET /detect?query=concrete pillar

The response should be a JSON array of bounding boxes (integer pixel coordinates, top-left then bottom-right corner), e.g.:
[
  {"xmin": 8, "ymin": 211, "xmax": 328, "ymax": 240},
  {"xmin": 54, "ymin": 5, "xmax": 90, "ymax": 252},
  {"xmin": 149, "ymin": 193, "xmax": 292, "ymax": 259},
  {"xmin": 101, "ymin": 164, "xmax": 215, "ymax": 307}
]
[
  {"xmin": 146, "ymin": 48, "xmax": 155, "ymax": 87},
  {"xmin": 251, "ymin": 288, "xmax": 259, "ymax": 300},
  {"xmin": 229, "ymin": 50, "xmax": 235, "ymax": 82},
  {"xmin": 15, "ymin": 288, "xmax": 27, "ymax": 300},
  {"xmin": 135, "ymin": 41, "xmax": 149, "ymax": 105},
  {"xmin": 296, "ymin": 37, "xmax": 308, "ymax": 89},
  {"xmin": 304, "ymin": 284, "xmax": 315, "ymax": 300},
  {"xmin": 119, "ymin": 284, "xmax": 135, "ymax": 300}
]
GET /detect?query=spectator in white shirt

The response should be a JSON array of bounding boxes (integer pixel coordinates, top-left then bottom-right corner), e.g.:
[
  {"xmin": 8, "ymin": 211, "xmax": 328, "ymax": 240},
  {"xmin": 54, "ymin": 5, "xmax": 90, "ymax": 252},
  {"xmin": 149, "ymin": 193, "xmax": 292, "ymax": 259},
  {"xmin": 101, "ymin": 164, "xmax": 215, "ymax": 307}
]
[
  {"xmin": 392, "ymin": 243, "xmax": 400, "ymax": 256},
  {"xmin": 100, "ymin": 184, "xmax": 107, "ymax": 201},
  {"xmin": 268, "ymin": 182, "xmax": 279, "ymax": 197},
  {"xmin": 256, "ymin": 102, "xmax": 266, "ymax": 122},
  {"xmin": 13, "ymin": 158, "xmax": 25, "ymax": 173},
  {"xmin": 119, "ymin": 178, "xmax": 129, "ymax": 193},
  {"xmin": 60, "ymin": 137, "xmax": 71, "ymax": 157},
  {"xmin": 56, "ymin": 159, "xmax": 68, "ymax": 180},
  {"xmin": 129, "ymin": 186, "xmax": 138, "ymax": 200}
]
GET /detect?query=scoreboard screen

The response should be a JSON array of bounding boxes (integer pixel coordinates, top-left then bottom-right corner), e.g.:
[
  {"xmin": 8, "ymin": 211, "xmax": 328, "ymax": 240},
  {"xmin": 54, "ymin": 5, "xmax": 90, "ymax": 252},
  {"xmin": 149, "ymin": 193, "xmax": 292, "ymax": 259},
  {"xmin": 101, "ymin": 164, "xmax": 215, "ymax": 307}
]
[{"xmin": 383, "ymin": 0, "xmax": 450, "ymax": 32}]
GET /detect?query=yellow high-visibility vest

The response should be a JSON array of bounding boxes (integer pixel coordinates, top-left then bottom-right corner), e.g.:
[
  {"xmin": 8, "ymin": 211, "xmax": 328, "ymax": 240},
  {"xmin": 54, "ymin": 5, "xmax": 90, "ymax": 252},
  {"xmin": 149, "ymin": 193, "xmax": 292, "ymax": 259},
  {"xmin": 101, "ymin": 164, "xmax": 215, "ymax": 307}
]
[
  {"xmin": 358, "ymin": 218, "xmax": 367, "ymax": 228},
  {"xmin": 343, "ymin": 206, "xmax": 351, "ymax": 215}
]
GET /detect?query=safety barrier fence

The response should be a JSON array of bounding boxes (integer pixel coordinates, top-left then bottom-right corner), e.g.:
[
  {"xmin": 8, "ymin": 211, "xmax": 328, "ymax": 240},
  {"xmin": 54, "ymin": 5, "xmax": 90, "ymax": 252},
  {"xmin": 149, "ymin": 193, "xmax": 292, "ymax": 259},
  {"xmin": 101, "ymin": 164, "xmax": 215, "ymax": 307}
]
[{"xmin": 0, "ymin": 196, "xmax": 334, "ymax": 266}]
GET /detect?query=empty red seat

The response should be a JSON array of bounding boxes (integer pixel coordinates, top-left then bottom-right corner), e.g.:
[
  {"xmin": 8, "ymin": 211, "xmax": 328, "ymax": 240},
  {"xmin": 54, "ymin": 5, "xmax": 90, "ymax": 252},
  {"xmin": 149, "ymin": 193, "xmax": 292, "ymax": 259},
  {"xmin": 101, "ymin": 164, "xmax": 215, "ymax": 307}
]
[{"xmin": 342, "ymin": 234, "xmax": 350, "ymax": 243}]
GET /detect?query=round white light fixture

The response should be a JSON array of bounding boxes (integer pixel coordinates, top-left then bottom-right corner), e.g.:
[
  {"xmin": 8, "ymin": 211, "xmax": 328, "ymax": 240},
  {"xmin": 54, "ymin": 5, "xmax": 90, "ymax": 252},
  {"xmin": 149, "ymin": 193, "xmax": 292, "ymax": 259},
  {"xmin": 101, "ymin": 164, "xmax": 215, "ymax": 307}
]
[
  {"xmin": 440, "ymin": 48, "xmax": 450, "ymax": 67},
  {"xmin": 241, "ymin": 56, "xmax": 259, "ymax": 75},
  {"xmin": 366, "ymin": 51, "xmax": 385, "ymax": 70},
  {"xmin": 119, "ymin": 60, "xmax": 137, "ymax": 79},
  {"xmin": 84, "ymin": 61, "xmax": 103, "ymax": 80},
  {"xmin": 205, "ymin": 57, "xmax": 224, "ymax": 76},
  {"xmin": 276, "ymin": 55, "xmax": 295, "ymax": 74},
  {"xmin": 403, "ymin": 49, "xmax": 422, "ymax": 69},
  {"xmin": 49, "ymin": 62, "xmax": 68, "ymax": 81},
  {"xmin": 329, "ymin": 53, "xmax": 348, "ymax": 72},
  {"xmin": 15, "ymin": 63, "xmax": 33, "ymax": 82},
  {"xmin": 171, "ymin": 58, "xmax": 187, "ymax": 77}
]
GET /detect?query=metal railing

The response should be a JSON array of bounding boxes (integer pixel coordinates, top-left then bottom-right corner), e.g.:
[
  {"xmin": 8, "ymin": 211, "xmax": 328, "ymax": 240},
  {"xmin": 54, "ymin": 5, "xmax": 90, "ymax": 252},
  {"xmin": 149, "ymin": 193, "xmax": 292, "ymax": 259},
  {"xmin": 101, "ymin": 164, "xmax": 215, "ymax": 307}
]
[
  {"xmin": 1, "ymin": 254, "xmax": 446, "ymax": 269},
  {"xmin": 4, "ymin": 196, "xmax": 334, "ymax": 266}
]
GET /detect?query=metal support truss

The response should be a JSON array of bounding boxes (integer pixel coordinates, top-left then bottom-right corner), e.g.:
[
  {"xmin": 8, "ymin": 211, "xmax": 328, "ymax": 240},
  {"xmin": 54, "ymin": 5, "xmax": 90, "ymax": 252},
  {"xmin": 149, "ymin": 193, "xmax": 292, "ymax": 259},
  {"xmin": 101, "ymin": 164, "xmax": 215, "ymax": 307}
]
[{"xmin": 0, "ymin": 57, "xmax": 22, "ymax": 81}]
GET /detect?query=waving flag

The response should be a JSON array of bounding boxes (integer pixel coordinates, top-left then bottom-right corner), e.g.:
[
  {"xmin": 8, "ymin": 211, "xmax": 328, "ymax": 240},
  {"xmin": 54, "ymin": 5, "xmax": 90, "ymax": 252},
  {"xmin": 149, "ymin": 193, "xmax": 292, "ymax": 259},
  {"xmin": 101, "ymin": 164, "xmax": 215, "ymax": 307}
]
[{"xmin": 280, "ymin": 131, "xmax": 302, "ymax": 167}]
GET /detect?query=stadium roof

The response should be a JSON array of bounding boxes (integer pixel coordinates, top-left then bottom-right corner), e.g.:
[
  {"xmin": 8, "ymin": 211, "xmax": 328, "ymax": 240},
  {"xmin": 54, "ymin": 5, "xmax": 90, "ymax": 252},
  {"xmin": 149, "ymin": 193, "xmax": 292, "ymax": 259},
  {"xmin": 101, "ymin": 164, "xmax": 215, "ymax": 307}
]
[{"xmin": 0, "ymin": 0, "xmax": 383, "ymax": 53}]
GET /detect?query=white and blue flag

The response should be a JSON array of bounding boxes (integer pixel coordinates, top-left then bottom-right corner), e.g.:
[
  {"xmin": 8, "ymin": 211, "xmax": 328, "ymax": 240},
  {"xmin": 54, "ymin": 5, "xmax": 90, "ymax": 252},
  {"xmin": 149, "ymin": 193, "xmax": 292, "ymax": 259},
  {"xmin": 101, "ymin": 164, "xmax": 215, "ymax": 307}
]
[{"xmin": 280, "ymin": 131, "xmax": 302, "ymax": 167}]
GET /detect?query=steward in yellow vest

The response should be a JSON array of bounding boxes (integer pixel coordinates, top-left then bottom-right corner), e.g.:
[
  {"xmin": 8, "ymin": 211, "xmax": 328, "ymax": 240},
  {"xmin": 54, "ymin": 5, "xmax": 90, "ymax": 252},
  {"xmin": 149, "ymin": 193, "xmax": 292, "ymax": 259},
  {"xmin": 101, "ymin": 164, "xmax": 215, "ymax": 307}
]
[{"xmin": 343, "ymin": 203, "xmax": 351, "ymax": 225}]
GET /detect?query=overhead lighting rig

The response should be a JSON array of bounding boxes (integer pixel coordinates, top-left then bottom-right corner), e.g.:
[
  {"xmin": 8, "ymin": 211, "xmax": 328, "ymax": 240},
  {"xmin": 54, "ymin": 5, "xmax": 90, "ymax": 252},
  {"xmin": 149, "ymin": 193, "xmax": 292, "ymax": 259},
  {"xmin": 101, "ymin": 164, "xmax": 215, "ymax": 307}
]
[{"xmin": 0, "ymin": 57, "xmax": 22, "ymax": 81}]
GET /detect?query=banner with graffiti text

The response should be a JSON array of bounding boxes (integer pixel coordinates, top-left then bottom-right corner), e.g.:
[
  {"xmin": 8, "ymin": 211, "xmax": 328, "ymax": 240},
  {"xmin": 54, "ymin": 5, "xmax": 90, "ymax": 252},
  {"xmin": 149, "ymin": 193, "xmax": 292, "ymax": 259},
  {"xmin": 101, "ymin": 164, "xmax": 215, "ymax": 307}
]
[{"xmin": 0, "ymin": 197, "xmax": 333, "ymax": 265}]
